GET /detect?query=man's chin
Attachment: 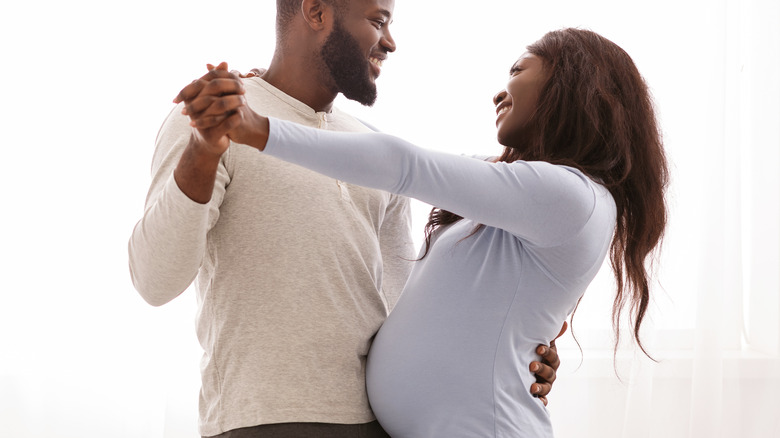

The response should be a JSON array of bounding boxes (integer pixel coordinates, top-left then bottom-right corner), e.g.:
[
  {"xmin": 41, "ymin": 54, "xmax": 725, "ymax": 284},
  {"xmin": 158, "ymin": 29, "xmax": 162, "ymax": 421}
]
[
  {"xmin": 342, "ymin": 87, "xmax": 378, "ymax": 107},
  {"xmin": 357, "ymin": 95, "xmax": 378, "ymax": 107}
]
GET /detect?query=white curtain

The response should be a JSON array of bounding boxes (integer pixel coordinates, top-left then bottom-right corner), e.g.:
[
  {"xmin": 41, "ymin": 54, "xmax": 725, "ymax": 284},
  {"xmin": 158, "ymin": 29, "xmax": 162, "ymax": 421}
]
[
  {"xmin": 0, "ymin": 1, "xmax": 777, "ymax": 437},
  {"xmin": 548, "ymin": 1, "xmax": 780, "ymax": 437}
]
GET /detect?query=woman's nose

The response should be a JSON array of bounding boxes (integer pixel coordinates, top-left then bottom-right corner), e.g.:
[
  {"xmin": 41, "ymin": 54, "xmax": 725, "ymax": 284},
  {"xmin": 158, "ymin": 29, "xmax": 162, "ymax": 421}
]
[{"xmin": 493, "ymin": 89, "xmax": 507, "ymax": 106}]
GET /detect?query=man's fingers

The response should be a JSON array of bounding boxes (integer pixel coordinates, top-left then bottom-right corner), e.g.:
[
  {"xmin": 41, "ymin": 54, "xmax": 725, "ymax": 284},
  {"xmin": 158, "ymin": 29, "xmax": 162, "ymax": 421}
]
[
  {"xmin": 185, "ymin": 93, "xmax": 245, "ymax": 119},
  {"xmin": 187, "ymin": 77, "xmax": 244, "ymax": 107},
  {"xmin": 175, "ymin": 79, "xmax": 207, "ymax": 104},
  {"xmin": 221, "ymin": 110, "xmax": 243, "ymax": 133},
  {"xmin": 191, "ymin": 107, "xmax": 246, "ymax": 132},
  {"xmin": 192, "ymin": 111, "xmax": 242, "ymax": 146},
  {"xmin": 528, "ymin": 322, "xmax": 567, "ymax": 405},
  {"xmin": 204, "ymin": 94, "xmax": 245, "ymax": 116},
  {"xmin": 531, "ymin": 382, "xmax": 552, "ymax": 397},
  {"xmin": 181, "ymin": 79, "xmax": 245, "ymax": 116},
  {"xmin": 190, "ymin": 110, "xmax": 239, "ymax": 130},
  {"xmin": 537, "ymin": 343, "xmax": 561, "ymax": 370},
  {"xmin": 174, "ymin": 66, "xmax": 239, "ymax": 104},
  {"xmin": 202, "ymin": 77, "xmax": 245, "ymax": 98},
  {"xmin": 530, "ymin": 361, "xmax": 556, "ymax": 384}
]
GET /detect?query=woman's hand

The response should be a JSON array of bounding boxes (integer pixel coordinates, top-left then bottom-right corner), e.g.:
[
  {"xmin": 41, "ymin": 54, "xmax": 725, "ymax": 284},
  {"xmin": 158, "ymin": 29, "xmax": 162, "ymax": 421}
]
[{"xmin": 175, "ymin": 62, "xmax": 270, "ymax": 152}]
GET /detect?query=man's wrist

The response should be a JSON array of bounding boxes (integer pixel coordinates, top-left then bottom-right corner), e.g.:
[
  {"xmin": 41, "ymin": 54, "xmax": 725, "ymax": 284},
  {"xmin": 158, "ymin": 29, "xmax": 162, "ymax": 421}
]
[
  {"xmin": 187, "ymin": 133, "xmax": 226, "ymax": 161},
  {"xmin": 173, "ymin": 135, "xmax": 223, "ymax": 204}
]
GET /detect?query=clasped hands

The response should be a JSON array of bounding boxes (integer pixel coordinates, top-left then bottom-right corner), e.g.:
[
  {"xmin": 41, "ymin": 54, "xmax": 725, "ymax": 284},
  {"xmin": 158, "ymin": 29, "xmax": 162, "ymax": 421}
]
[{"xmin": 173, "ymin": 62, "xmax": 269, "ymax": 155}]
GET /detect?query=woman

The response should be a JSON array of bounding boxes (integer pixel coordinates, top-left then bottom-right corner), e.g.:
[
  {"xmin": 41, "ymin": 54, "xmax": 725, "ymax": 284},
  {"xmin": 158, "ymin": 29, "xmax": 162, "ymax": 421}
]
[{"xmin": 180, "ymin": 28, "xmax": 668, "ymax": 438}]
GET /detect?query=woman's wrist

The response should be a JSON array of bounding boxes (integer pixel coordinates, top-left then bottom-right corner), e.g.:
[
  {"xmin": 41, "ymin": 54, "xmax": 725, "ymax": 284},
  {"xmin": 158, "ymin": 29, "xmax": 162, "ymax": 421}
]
[{"xmin": 247, "ymin": 113, "xmax": 270, "ymax": 152}]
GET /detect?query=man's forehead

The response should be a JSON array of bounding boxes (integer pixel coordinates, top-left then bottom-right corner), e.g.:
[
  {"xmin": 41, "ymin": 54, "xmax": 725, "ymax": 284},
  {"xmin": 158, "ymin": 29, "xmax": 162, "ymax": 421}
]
[{"xmin": 350, "ymin": 0, "xmax": 395, "ymax": 15}]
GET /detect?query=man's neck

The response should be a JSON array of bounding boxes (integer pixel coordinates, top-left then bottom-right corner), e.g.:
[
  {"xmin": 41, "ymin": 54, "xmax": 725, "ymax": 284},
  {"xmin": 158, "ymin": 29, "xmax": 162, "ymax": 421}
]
[{"xmin": 262, "ymin": 53, "xmax": 338, "ymax": 113}]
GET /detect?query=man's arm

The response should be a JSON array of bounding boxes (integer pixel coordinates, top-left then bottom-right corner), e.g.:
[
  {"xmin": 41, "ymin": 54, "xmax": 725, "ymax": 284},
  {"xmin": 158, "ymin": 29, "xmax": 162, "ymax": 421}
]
[
  {"xmin": 128, "ymin": 65, "xmax": 243, "ymax": 305},
  {"xmin": 378, "ymin": 195, "xmax": 415, "ymax": 312},
  {"xmin": 530, "ymin": 321, "xmax": 567, "ymax": 406}
]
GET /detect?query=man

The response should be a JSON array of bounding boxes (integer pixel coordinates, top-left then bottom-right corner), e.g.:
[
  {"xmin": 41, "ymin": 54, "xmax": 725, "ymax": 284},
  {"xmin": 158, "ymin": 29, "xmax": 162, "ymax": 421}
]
[{"xmin": 129, "ymin": 1, "xmax": 561, "ymax": 437}]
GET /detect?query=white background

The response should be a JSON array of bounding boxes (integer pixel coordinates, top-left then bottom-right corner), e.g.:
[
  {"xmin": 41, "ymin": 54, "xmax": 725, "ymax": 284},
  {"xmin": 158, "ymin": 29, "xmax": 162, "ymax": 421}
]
[{"xmin": 1, "ymin": 1, "xmax": 778, "ymax": 437}]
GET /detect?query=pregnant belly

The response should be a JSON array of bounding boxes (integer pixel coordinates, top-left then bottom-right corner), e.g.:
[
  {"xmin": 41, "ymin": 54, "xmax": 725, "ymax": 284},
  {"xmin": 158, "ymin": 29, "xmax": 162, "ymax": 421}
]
[{"xmin": 365, "ymin": 309, "xmax": 499, "ymax": 437}]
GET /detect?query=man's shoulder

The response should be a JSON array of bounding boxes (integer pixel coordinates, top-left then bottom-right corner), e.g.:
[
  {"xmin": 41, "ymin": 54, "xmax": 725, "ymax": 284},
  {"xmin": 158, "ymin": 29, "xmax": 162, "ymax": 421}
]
[
  {"xmin": 239, "ymin": 72, "xmax": 378, "ymax": 132},
  {"xmin": 151, "ymin": 103, "xmax": 193, "ymax": 160},
  {"xmin": 354, "ymin": 117, "xmax": 381, "ymax": 132},
  {"xmin": 328, "ymin": 107, "xmax": 380, "ymax": 133}
]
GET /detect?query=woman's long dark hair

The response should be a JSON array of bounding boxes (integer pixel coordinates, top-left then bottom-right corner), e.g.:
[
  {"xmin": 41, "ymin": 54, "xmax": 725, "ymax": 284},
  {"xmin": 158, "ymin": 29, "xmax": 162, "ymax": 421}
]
[{"xmin": 421, "ymin": 28, "xmax": 669, "ymax": 357}]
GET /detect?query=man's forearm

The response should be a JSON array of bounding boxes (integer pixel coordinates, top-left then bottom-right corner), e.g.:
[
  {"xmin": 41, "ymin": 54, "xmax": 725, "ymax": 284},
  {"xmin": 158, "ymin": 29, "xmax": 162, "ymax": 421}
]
[
  {"xmin": 173, "ymin": 135, "xmax": 224, "ymax": 204},
  {"xmin": 129, "ymin": 133, "xmax": 220, "ymax": 306},
  {"xmin": 128, "ymin": 172, "xmax": 212, "ymax": 306}
]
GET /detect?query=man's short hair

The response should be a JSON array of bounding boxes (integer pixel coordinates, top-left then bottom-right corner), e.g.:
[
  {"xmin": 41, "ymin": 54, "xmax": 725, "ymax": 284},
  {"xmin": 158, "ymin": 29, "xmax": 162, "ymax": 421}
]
[
  {"xmin": 276, "ymin": 0, "xmax": 301, "ymax": 28},
  {"xmin": 276, "ymin": 0, "xmax": 349, "ymax": 33}
]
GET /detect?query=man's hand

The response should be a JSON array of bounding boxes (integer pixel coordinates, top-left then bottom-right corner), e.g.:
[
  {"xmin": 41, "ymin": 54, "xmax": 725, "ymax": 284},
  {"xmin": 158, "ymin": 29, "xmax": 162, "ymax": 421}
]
[
  {"xmin": 172, "ymin": 62, "xmax": 261, "ymax": 204},
  {"xmin": 175, "ymin": 62, "xmax": 269, "ymax": 151},
  {"xmin": 174, "ymin": 62, "xmax": 247, "ymax": 155},
  {"xmin": 529, "ymin": 321, "xmax": 567, "ymax": 406}
]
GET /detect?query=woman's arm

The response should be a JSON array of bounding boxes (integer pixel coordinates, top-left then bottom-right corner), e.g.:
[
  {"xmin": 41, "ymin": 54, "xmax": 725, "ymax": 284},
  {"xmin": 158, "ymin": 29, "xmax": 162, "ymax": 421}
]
[{"xmin": 263, "ymin": 117, "xmax": 597, "ymax": 247}]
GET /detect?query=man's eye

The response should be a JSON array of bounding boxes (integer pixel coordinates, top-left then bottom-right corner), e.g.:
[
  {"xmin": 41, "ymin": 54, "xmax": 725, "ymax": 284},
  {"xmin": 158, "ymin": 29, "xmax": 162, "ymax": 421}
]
[{"xmin": 372, "ymin": 20, "xmax": 386, "ymax": 28}]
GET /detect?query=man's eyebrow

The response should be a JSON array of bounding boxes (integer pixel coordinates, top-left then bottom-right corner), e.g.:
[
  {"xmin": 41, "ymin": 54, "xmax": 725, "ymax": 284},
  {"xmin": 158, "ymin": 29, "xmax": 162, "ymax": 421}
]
[{"xmin": 376, "ymin": 9, "xmax": 392, "ymax": 19}]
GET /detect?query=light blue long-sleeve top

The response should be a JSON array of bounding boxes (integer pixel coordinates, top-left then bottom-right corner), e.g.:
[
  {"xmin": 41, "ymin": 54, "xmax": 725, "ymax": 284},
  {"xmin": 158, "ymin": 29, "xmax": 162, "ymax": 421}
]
[{"xmin": 264, "ymin": 117, "xmax": 617, "ymax": 437}]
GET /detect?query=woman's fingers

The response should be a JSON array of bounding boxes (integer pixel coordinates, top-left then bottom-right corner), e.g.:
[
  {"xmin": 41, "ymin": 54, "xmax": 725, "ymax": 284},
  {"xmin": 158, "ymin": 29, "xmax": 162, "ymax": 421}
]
[{"xmin": 174, "ymin": 63, "xmax": 237, "ymax": 104}]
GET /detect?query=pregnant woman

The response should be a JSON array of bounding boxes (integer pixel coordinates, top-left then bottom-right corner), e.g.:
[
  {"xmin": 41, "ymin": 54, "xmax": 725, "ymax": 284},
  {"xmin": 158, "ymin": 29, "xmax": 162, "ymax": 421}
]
[{"xmin": 177, "ymin": 28, "xmax": 668, "ymax": 438}]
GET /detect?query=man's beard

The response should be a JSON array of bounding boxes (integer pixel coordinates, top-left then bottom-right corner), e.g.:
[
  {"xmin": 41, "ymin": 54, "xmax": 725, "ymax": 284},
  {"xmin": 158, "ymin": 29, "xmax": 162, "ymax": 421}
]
[{"xmin": 320, "ymin": 19, "xmax": 378, "ymax": 106}]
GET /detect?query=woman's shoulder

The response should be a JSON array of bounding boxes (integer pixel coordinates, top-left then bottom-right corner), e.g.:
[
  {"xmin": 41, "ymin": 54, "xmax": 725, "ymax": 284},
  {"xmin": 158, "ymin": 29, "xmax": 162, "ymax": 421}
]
[{"xmin": 498, "ymin": 160, "xmax": 604, "ymax": 205}]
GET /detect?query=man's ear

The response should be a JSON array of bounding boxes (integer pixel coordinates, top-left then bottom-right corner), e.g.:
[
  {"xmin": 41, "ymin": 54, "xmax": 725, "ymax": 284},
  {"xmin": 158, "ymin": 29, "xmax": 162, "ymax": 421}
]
[{"xmin": 300, "ymin": 0, "xmax": 334, "ymax": 31}]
